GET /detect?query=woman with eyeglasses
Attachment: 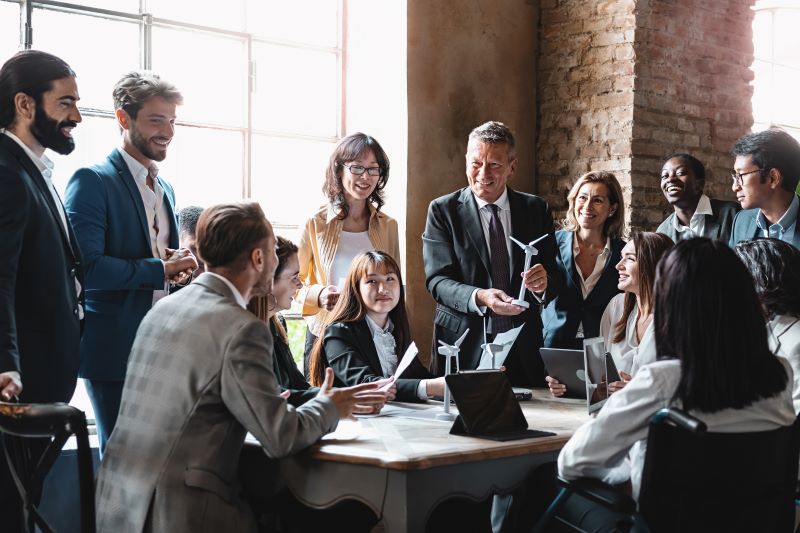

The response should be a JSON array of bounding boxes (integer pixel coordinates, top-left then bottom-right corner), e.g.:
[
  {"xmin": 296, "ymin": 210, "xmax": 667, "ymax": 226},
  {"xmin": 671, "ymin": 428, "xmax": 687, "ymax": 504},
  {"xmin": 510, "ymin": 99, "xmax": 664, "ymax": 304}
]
[{"xmin": 296, "ymin": 133, "xmax": 400, "ymax": 378}]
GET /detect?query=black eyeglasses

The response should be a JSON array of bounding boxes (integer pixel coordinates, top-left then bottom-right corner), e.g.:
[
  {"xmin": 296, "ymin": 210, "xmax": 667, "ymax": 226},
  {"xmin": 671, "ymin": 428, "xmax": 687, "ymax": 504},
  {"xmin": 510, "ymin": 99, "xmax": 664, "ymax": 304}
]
[
  {"xmin": 343, "ymin": 163, "xmax": 382, "ymax": 177},
  {"xmin": 731, "ymin": 168, "xmax": 765, "ymax": 186}
]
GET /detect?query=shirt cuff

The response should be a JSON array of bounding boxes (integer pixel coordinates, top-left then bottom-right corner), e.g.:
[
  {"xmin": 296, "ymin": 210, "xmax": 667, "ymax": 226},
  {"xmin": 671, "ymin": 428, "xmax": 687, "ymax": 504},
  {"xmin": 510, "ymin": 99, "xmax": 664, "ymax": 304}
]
[
  {"xmin": 417, "ymin": 380, "xmax": 429, "ymax": 400},
  {"xmin": 469, "ymin": 289, "xmax": 487, "ymax": 316}
]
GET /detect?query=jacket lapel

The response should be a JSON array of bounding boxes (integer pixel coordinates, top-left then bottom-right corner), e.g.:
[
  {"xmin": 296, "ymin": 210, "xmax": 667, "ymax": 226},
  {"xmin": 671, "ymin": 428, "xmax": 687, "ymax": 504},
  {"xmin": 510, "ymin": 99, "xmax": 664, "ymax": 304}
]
[
  {"xmin": 355, "ymin": 320, "xmax": 384, "ymax": 376},
  {"xmin": 560, "ymin": 231, "xmax": 579, "ymax": 293},
  {"xmin": 706, "ymin": 204, "xmax": 722, "ymax": 240},
  {"xmin": 457, "ymin": 188, "xmax": 491, "ymax": 274},
  {"xmin": 0, "ymin": 136, "xmax": 77, "ymax": 259},
  {"xmin": 157, "ymin": 177, "xmax": 180, "ymax": 248},
  {"xmin": 109, "ymin": 149, "xmax": 152, "ymax": 249}
]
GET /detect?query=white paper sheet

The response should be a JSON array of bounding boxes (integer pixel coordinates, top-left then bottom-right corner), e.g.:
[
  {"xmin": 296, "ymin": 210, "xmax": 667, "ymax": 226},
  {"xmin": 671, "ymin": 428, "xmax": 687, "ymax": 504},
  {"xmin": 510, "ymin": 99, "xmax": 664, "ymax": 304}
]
[
  {"xmin": 379, "ymin": 342, "xmax": 418, "ymax": 391},
  {"xmin": 476, "ymin": 323, "xmax": 524, "ymax": 369}
]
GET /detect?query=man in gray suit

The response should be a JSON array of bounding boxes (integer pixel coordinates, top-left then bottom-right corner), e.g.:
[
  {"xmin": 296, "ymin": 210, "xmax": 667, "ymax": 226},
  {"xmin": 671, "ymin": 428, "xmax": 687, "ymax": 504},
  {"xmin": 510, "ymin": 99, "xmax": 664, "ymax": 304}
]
[{"xmin": 95, "ymin": 202, "xmax": 386, "ymax": 533}]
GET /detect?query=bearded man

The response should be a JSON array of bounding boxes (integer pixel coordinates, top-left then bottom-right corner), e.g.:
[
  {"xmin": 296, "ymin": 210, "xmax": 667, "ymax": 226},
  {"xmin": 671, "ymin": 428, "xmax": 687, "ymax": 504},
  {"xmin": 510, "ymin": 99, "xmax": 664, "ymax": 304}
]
[
  {"xmin": 64, "ymin": 71, "xmax": 197, "ymax": 453},
  {"xmin": 0, "ymin": 49, "xmax": 85, "ymax": 531}
]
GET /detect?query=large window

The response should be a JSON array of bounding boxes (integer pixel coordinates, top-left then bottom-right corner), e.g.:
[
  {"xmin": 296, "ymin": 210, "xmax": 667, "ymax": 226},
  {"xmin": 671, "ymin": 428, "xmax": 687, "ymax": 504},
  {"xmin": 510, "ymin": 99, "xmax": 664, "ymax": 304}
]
[
  {"xmin": 752, "ymin": 1, "xmax": 800, "ymax": 142},
  {"xmin": 1, "ymin": 0, "xmax": 407, "ymax": 418}
]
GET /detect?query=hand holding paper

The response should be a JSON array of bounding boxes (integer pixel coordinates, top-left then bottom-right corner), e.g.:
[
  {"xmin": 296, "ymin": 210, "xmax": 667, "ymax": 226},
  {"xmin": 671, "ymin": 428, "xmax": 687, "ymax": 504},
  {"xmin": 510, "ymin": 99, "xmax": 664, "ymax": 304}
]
[{"xmin": 379, "ymin": 342, "xmax": 419, "ymax": 392}]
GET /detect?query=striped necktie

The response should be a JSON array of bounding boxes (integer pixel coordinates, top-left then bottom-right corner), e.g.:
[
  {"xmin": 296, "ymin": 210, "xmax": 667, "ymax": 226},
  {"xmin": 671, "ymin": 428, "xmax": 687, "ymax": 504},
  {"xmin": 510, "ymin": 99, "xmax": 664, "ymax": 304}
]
[{"xmin": 487, "ymin": 204, "xmax": 513, "ymax": 334}]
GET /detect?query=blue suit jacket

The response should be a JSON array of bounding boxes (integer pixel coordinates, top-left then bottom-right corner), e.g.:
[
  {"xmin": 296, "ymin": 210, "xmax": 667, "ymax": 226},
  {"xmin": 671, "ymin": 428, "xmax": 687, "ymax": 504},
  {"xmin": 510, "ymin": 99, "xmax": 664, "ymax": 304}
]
[
  {"xmin": 728, "ymin": 194, "xmax": 800, "ymax": 249},
  {"xmin": 542, "ymin": 230, "xmax": 625, "ymax": 350},
  {"xmin": 65, "ymin": 149, "xmax": 179, "ymax": 380}
]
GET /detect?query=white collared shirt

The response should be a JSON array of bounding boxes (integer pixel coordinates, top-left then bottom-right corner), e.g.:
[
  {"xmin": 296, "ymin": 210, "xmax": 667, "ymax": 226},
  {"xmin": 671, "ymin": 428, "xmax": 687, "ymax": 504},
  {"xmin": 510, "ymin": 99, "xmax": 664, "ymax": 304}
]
[
  {"xmin": 672, "ymin": 194, "xmax": 712, "ymax": 238},
  {"xmin": 205, "ymin": 272, "xmax": 248, "ymax": 308},
  {"xmin": 599, "ymin": 294, "xmax": 657, "ymax": 376},
  {"xmin": 117, "ymin": 147, "xmax": 172, "ymax": 303},
  {"xmin": 2, "ymin": 129, "xmax": 83, "ymax": 319},
  {"xmin": 573, "ymin": 236, "xmax": 612, "ymax": 339},
  {"xmin": 469, "ymin": 187, "xmax": 544, "ymax": 313},
  {"xmin": 365, "ymin": 314, "xmax": 397, "ymax": 377}
]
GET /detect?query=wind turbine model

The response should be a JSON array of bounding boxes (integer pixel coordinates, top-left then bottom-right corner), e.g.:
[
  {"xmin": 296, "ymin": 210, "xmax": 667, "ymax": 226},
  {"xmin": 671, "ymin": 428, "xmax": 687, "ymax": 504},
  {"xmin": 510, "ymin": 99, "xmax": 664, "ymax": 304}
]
[
  {"xmin": 480, "ymin": 342, "xmax": 504, "ymax": 369},
  {"xmin": 435, "ymin": 328, "xmax": 470, "ymax": 421},
  {"xmin": 509, "ymin": 234, "xmax": 550, "ymax": 308}
]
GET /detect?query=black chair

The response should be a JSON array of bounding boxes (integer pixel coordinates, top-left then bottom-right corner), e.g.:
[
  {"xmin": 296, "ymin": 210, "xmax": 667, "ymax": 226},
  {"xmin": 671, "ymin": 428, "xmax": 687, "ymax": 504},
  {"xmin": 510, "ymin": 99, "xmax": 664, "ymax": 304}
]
[
  {"xmin": 0, "ymin": 401, "xmax": 96, "ymax": 533},
  {"xmin": 533, "ymin": 408, "xmax": 800, "ymax": 533}
]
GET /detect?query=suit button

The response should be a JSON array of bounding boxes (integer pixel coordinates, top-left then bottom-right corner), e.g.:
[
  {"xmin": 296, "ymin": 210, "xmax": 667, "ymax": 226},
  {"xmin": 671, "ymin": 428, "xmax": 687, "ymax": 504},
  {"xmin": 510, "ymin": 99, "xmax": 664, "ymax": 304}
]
[
  {"xmin": 70, "ymin": 268, "xmax": 76, "ymax": 276},
  {"xmin": 73, "ymin": 308, "xmax": 78, "ymax": 315},
  {"xmin": 455, "ymin": 304, "xmax": 460, "ymax": 310}
]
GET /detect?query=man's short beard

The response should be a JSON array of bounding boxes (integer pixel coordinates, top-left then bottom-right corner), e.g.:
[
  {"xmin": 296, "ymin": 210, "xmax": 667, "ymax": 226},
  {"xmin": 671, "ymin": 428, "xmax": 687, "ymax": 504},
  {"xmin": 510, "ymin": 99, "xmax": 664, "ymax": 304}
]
[
  {"xmin": 31, "ymin": 105, "xmax": 76, "ymax": 155},
  {"xmin": 130, "ymin": 122, "xmax": 166, "ymax": 162}
]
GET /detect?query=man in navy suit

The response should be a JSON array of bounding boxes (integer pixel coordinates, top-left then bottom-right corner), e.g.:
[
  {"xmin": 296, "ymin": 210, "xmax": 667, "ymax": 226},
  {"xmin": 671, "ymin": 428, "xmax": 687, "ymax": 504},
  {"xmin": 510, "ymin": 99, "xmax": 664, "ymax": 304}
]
[
  {"xmin": 423, "ymin": 121, "xmax": 560, "ymax": 387},
  {"xmin": 729, "ymin": 128, "xmax": 800, "ymax": 249},
  {"xmin": 65, "ymin": 71, "xmax": 196, "ymax": 453},
  {"xmin": 0, "ymin": 50, "xmax": 84, "ymax": 531}
]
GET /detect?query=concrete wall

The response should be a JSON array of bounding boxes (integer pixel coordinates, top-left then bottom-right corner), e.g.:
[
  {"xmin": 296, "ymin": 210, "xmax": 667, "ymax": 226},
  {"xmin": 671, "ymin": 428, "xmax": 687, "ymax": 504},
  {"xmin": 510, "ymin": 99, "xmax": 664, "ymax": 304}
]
[{"xmin": 406, "ymin": 0, "xmax": 539, "ymax": 364}]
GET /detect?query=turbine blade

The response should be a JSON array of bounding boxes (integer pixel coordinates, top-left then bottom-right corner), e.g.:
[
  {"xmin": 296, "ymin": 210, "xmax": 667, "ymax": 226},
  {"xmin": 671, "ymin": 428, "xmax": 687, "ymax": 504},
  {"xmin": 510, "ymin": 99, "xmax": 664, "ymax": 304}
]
[
  {"xmin": 454, "ymin": 328, "xmax": 470, "ymax": 347},
  {"xmin": 509, "ymin": 236, "xmax": 526, "ymax": 249}
]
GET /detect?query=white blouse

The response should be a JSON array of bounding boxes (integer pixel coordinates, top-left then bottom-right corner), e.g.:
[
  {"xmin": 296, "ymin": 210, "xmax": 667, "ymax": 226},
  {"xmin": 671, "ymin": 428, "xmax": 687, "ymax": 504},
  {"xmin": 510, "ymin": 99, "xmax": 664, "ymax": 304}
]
[
  {"xmin": 329, "ymin": 230, "xmax": 373, "ymax": 289},
  {"xmin": 558, "ymin": 357, "xmax": 796, "ymax": 499},
  {"xmin": 599, "ymin": 293, "xmax": 656, "ymax": 376}
]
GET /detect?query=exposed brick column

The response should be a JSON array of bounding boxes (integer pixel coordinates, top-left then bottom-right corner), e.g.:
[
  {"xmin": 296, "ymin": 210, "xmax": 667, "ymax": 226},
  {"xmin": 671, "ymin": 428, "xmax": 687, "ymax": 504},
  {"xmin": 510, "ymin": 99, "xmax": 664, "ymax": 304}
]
[{"xmin": 537, "ymin": 0, "xmax": 755, "ymax": 230}]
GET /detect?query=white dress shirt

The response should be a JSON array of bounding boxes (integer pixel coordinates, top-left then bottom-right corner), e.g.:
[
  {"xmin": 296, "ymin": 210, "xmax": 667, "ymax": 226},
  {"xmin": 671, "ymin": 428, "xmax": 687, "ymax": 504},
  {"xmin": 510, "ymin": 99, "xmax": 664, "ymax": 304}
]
[
  {"xmin": 558, "ymin": 357, "xmax": 796, "ymax": 500},
  {"xmin": 599, "ymin": 294, "xmax": 656, "ymax": 375},
  {"xmin": 769, "ymin": 314, "xmax": 800, "ymax": 413},
  {"xmin": 573, "ymin": 236, "xmax": 612, "ymax": 338},
  {"xmin": 204, "ymin": 272, "xmax": 248, "ymax": 308},
  {"xmin": 469, "ymin": 188, "xmax": 544, "ymax": 313},
  {"xmin": 117, "ymin": 147, "xmax": 171, "ymax": 303},
  {"xmin": 672, "ymin": 193, "xmax": 712, "ymax": 238},
  {"xmin": 329, "ymin": 230, "xmax": 373, "ymax": 289},
  {"xmin": 2, "ymin": 130, "xmax": 83, "ymax": 319},
  {"xmin": 365, "ymin": 315, "xmax": 429, "ymax": 400}
]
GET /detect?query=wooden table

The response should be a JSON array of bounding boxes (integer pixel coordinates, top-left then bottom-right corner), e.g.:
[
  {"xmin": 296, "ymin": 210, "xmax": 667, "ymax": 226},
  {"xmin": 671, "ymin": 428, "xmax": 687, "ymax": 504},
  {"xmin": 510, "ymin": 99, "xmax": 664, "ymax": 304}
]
[{"xmin": 272, "ymin": 389, "xmax": 589, "ymax": 532}]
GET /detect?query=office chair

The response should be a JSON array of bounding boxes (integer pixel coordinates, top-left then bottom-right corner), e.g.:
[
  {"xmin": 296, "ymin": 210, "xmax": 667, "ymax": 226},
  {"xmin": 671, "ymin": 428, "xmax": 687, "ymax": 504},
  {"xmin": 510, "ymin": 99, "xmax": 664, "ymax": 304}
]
[
  {"xmin": 533, "ymin": 408, "xmax": 800, "ymax": 533},
  {"xmin": 0, "ymin": 401, "xmax": 96, "ymax": 533}
]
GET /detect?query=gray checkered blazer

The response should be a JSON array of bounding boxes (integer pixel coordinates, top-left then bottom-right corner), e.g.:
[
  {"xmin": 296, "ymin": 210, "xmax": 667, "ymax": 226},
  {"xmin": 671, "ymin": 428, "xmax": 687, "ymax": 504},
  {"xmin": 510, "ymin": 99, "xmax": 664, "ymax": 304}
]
[{"xmin": 95, "ymin": 273, "xmax": 338, "ymax": 533}]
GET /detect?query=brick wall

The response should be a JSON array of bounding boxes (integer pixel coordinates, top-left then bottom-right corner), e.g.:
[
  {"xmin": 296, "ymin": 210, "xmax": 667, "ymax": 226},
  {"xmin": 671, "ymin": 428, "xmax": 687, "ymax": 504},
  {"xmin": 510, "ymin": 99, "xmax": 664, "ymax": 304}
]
[{"xmin": 537, "ymin": 0, "xmax": 755, "ymax": 231}]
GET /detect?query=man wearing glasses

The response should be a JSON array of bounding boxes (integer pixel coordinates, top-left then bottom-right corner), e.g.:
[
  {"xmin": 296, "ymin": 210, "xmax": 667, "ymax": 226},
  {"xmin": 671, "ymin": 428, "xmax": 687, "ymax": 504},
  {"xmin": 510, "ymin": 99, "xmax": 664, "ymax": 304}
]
[
  {"xmin": 64, "ymin": 71, "xmax": 197, "ymax": 454},
  {"xmin": 729, "ymin": 127, "xmax": 800, "ymax": 249}
]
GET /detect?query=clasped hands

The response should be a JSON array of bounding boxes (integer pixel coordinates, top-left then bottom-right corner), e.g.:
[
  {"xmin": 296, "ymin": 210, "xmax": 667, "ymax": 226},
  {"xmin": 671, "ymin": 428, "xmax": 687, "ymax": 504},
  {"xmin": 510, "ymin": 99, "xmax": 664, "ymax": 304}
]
[
  {"xmin": 476, "ymin": 263, "xmax": 548, "ymax": 316},
  {"xmin": 164, "ymin": 248, "xmax": 198, "ymax": 285}
]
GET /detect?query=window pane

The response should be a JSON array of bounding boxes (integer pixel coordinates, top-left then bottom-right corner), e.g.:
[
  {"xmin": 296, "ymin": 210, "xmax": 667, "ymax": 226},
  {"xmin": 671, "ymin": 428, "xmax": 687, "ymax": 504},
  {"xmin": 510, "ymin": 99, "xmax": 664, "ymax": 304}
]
[
  {"xmin": 32, "ymin": 8, "xmax": 140, "ymax": 111},
  {"xmin": 0, "ymin": 2, "xmax": 20, "ymax": 61},
  {"xmin": 773, "ymin": 64, "xmax": 800, "ymax": 125},
  {"xmin": 246, "ymin": 0, "xmax": 338, "ymax": 48},
  {"xmin": 751, "ymin": 59, "xmax": 773, "ymax": 125},
  {"xmin": 148, "ymin": 0, "xmax": 246, "ymax": 32},
  {"xmin": 151, "ymin": 25, "xmax": 247, "ymax": 127},
  {"xmin": 773, "ymin": 8, "xmax": 800, "ymax": 68},
  {"xmin": 752, "ymin": 10, "xmax": 772, "ymax": 62},
  {"xmin": 250, "ymin": 135, "xmax": 332, "ymax": 227},
  {"xmin": 252, "ymin": 42, "xmax": 338, "ymax": 136},
  {"xmin": 70, "ymin": 0, "xmax": 140, "ymax": 13},
  {"xmin": 48, "ymin": 115, "xmax": 121, "ymax": 197},
  {"xmin": 156, "ymin": 126, "xmax": 245, "ymax": 208}
]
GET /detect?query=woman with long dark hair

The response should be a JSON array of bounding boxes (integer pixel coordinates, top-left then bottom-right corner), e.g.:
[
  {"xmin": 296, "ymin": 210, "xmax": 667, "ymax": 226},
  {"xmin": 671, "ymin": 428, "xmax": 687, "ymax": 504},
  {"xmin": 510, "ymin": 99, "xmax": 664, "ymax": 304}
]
[
  {"xmin": 558, "ymin": 238, "xmax": 794, "ymax": 504},
  {"xmin": 736, "ymin": 238, "xmax": 800, "ymax": 412},
  {"xmin": 297, "ymin": 133, "xmax": 400, "ymax": 376},
  {"xmin": 309, "ymin": 251, "xmax": 444, "ymax": 402}
]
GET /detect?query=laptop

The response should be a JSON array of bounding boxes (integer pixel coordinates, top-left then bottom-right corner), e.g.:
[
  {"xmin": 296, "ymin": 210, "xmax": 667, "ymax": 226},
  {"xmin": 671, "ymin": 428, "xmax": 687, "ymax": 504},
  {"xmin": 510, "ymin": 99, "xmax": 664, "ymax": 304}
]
[
  {"xmin": 445, "ymin": 370, "xmax": 555, "ymax": 441},
  {"xmin": 539, "ymin": 347, "xmax": 586, "ymax": 399}
]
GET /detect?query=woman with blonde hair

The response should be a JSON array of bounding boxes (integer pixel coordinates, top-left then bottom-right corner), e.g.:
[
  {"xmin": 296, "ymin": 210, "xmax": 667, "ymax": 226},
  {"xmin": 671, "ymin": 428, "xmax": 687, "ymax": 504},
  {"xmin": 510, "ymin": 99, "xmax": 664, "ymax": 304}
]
[{"xmin": 542, "ymin": 171, "xmax": 626, "ymax": 349}]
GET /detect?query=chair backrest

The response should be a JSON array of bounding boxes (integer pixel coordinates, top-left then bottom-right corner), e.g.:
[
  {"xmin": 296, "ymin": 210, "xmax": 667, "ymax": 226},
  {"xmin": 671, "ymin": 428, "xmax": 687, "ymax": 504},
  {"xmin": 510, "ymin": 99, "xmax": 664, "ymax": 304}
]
[
  {"xmin": 0, "ymin": 402, "xmax": 96, "ymax": 533},
  {"xmin": 638, "ymin": 408, "xmax": 800, "ymax": 533}
]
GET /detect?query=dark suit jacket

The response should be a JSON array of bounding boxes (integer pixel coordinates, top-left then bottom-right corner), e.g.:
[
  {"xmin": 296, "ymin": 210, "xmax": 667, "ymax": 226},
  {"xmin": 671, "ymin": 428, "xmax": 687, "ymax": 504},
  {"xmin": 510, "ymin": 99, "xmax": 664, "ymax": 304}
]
[
  {"xmin": 728, "ymin": 194, "xmax": 800, "ymax": 249},
  {"xmin": 422, "ymin": 186, "xmax": 561, "ymax": 386},
  {"xmin": 64, "ymin": 149, "xmax": 179, "ymax": 381},
  {"xmin": 0, "ymin": 134, "xmax": 83, "ymax": 403},
  {"xmin": 542, "ymin": 231, "xmax": 625, "ymax": 350},
  {"xmin": 271, "ymin": 317, "xmax": 318, "ymax": 407},
  {"xmin": 321, "ymin": 320, "xmax": 431, "ymax": 402},
  {"xmin": 656, "ymin": 198, "xmax": 740, "ymax": 243}
]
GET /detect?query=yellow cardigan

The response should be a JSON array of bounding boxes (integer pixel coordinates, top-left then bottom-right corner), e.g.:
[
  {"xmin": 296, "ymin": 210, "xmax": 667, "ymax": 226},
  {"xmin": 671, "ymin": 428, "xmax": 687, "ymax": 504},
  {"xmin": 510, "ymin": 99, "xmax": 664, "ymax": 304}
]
[{"xmin": 296, "ymin": 203, "xmax": 400, "ymax": 336}]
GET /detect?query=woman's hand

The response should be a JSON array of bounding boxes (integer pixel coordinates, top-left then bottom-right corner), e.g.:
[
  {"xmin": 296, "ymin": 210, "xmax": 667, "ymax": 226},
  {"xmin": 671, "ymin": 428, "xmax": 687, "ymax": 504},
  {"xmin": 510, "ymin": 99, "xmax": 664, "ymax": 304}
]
[
  {"xmin": 318, "ymin": 285, "xmax": 340, "ymax": 310},
  {"xmin": 608, "ymin": 371, "xmax": 632, "ymax": 393},
  {"xmin": 545, "ymin": 375, "xmax": 566, "ymax": 397}
]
